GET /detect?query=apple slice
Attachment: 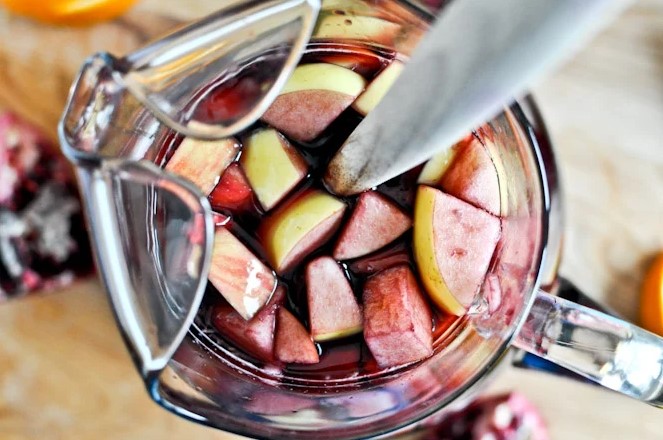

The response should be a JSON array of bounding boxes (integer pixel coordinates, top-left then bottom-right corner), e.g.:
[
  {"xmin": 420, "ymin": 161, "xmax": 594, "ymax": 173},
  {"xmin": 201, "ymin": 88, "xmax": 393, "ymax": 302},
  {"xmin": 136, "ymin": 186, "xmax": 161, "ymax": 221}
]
[
  {"xmin": 413, "ymin": 186, "xmax": 501, "ymax": 315},
  {"xmin": 165, "ymin": 136, "xmax": 239, "ymax": 195},
  {"xmin": 416, "ymin": 139, "xmax": 466, "ymax": 185},
  {"xmin": 209, "ymin": 227, "xmax": 277, "ymax": 320},
  {"xmin": 260, "ymin": 190, "xmax": 346, "ymax": 274},
  {"xmin": 333, "ymin": 191, "xmax": 411, "ymax": 260},
  {"xmin": 306, "ymin": 256, "xmax": 362, "ymax": 341},
  {"xmin": 362, "ymin": 265, "xmax": 433, "ymax": 368},
  {"xmin": 262, "ymin": 63, "xmax": 366, "ymax": 142},
  {"xmin": 352, "ymin": 61, "xmax": 404, "ymax": 116},
  {"xmin": 274, "ymin": 308, "xmax": 320, "ymax": 364},
  {"xmin": 439, "ymin": 136, "xmax": 501, "ymax": 216},
  {"xmin": 240, "ymin": 129, "xmax": 308, "ymax": 211},
  {"xmin": 212, "ymin": 286, "xmax": 285, "ymax": 363},
  {"xmin": 208, "ymin": 163, "xmax": 254, "ymax": 211},
  {"xmin": 313, "ymin": 13, "xmax": 401, "ymax": 47}
]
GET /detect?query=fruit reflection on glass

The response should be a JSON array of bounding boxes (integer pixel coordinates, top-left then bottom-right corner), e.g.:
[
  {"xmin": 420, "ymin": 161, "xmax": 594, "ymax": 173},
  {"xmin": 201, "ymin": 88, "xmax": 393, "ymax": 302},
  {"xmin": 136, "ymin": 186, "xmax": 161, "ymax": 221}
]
[{"xmin": 161, "ymin": 16, "xmax": 506, "ymax": 378}]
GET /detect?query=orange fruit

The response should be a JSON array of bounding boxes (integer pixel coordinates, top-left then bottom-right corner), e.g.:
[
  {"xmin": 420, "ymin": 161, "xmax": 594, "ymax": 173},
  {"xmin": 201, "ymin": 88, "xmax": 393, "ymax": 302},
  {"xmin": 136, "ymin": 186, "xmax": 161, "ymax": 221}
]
[
  {"xmin": 1, "ymin": 0, "xmax": 138, "ymax": 26},
  {"xmin": 640, "ymin": 253, "xmax": 663, "ymax": 335}
]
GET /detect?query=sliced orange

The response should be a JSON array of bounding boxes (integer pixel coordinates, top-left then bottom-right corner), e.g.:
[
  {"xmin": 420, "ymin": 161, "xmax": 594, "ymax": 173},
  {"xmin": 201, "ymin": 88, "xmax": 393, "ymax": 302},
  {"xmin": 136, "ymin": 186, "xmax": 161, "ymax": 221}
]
[
  {"xmin": 640, "ymin": 253, "xmax": 663, "ymax": 336},
  {"xmin": 1, "ymin": 0, "xmax": 138, "ymax": 26}
]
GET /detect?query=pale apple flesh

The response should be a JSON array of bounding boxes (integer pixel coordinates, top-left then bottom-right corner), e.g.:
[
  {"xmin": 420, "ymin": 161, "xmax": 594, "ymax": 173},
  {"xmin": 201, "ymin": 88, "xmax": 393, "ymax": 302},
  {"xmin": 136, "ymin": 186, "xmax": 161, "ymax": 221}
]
[
  {"xmin": 306, "ymin": 256, "xmax": 363, "ymax": 341},
  {"xmin": 165, "ymin": 137, "xmax": 239, "ymax": 195},
  {"xmin": 362, "ymin": 265, "xmax": 433, "ymax": 368},
  {"xmin": 262, "ymin": 63, "xmax": 366, "ymax": 142},
  {"xmin": 208, "ymin": 227, "xmax": 277, "ymax": 320},
  {"xmin": 240, "ymin": 128, "xmax": 308, "ymax": 211},
  {"xmin": 274, "ymin": 308, "xmax": 320, "ymax": 364},
  {"xmin": 333, "ymin": 191, "xmax": 411, "ymax": 260},
  {"xmin": 417, "ymin": 140, "xmax": 462, "ymax": 185},
  {"xmin": 353, "ymin": 60, "xmax": 404, "ymax": 116},
  {"xmin": 260, "ymin": 189, "xmax": 346, "ymax": 275},
  {"xmin": 413, "ymin": 186, "xmax": 501, "ymax": 315},
  {"xmin": 313, "ymin": 13, "xmax": 401, "ymax": 47}
]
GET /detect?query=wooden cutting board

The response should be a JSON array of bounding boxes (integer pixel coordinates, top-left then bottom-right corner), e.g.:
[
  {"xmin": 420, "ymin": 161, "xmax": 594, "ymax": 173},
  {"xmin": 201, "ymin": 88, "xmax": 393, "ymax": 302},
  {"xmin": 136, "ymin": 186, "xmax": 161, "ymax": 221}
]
[{"xmin": 1, "ymin": 0, "xmax": 662, "ymax": 439}]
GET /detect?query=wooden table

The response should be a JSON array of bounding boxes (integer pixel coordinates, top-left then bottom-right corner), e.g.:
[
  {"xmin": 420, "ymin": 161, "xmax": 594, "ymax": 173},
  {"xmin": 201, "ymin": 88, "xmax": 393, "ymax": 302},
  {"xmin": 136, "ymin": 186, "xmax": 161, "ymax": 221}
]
[{"xmin": 1, "ymin": 1, "xmax": 662, "ymax": 438}]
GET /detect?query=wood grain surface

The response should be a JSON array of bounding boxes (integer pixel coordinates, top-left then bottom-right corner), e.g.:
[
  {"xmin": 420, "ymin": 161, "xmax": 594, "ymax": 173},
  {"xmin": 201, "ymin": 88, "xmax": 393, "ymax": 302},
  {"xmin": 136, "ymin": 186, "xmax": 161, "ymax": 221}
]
[{"xmin": 1, "ymin": 0, "xmax": 662, "ymax": 439}]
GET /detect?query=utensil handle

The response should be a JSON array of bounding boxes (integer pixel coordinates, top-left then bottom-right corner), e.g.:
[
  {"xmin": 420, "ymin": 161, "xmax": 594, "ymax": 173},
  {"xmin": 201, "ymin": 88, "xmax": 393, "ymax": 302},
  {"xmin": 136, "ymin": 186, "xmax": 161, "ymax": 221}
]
[{"xmin": 514, "ymin": 284, "xmax": 663, "ymax": 406}]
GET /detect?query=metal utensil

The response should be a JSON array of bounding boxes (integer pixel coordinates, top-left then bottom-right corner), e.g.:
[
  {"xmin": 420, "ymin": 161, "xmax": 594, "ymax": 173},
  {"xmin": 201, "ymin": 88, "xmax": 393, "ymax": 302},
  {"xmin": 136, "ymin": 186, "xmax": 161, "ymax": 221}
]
[{"xmin": 325, "ymin": 0, "xmax": 630, "ymax": 195}]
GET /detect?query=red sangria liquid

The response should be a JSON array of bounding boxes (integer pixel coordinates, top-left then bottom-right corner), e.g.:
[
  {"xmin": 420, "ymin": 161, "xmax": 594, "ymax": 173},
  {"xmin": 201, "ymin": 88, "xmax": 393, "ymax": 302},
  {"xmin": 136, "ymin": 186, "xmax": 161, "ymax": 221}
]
[{"xmin": 162, "ymin": 42, "xmax": 503, "ymax": 387}]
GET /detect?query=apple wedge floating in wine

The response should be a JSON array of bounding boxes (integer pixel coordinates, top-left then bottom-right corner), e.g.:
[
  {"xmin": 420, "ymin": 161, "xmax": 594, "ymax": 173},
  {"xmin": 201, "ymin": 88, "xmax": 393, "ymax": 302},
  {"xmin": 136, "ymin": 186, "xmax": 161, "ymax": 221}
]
[
  {"xmin": 209, "ymin": 163, "xmax": 254, "ymax": 212},
  {"xmin": 209, "ymin": 227, "xmax": 277, "ymax": 320},
  {"xmin": 240, "ymin": 129, "xmax": 308, "ymax": 211},
  {"xmin": 165, "ymin": 137, "xmax": 239, "ymax": 195},
  {"xmin": 440, "ymin": 136, "xmax": 502, "ymax": 216},
  {"xmin": 306, "ymin": 256, "xmax": 363, "ymax": 341},
  {"xmin": 353, "ymin": 61, "xmax": 404, "ymax": 116},
  {"xmin": 333, "ymin": 191, "xmax": 411, "ymax": 260},
  {"xmin": 274, "ymin": 308, "xmax": 320, "ymax": 364},
  {"xmin": 260, "ymin": 189, "xmax": 346, "ymax": 275},
  {"xmin": 413, "ymin": 186, "xmax": 501, "ymax": 315},
  {"xmin": 362, "ymin": 265, "xmax": 433, "ymax": 368},
  {"xmin": 416, "ymin": 140, "xmax": 463, "ymax": 185},
  {"xmin": 262, "ymin": 63, "xmax": 366, "ymax": 142},
  {"xmin": 212, "ymin": 287, "xmax": 285, "ymax": 363}
]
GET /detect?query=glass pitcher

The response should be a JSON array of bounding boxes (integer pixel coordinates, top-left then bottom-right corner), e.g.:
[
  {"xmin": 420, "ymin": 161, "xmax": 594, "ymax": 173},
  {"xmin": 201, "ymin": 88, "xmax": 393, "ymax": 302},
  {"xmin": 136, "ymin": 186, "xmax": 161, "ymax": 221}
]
[{"xmin": 58, "ymin": 0, "xmax": 663, "ymax": 438}]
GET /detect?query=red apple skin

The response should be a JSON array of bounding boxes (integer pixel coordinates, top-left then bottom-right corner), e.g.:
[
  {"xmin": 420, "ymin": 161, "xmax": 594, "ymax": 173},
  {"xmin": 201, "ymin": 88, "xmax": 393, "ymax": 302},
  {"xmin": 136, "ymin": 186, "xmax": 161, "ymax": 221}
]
[
  {"xmin": 208, "ymin": 227, "xmax": 277, "ymax": 320},
  {"xmin": 208, "ymin": 163, "xmax": 254, "ymax": 212},
  {"xmin": 440, "ymin": 137, "xmax": 501, "ymax": 216},
  {"xmin": 211, "ymin": 286, "xmax": 285, "ymax": 363},
  {"xmin": 306, "ymin": 256, "xmax": 363, "ymax": 341},
  {"xmin": 362, "ymin": 265, "xmax": 433, "ymax": 368},
  {"xmin": 262, "ymin": 90, "xmax": 354, "ymax": 143},
  {"xmin": 274, "ymin": 308, "xmax": 320, "ymax": 364},
  {"xmin": 333, "ymin": 191, "xmax": 411, "ymax": 260}
]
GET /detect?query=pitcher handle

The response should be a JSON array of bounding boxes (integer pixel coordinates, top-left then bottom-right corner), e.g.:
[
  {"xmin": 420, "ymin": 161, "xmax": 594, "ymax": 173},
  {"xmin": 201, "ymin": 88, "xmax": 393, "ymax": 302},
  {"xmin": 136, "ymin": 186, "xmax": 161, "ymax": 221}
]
[{"xmin": 513, "ymin": 283, "xmax": 663, "ymax": 406}]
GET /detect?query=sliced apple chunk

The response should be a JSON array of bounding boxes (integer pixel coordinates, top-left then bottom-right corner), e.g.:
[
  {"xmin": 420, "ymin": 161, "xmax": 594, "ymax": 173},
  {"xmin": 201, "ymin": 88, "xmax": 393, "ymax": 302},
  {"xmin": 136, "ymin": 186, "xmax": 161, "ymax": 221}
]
[
  {"xmin": 240, "ymin": 129, "xmax": 308, "ymax": 211},
  {"xmin": 333, "ymin": 191, "xmax": 411, "ymax": 260},
  {"xmin": 362, "ymin": 265, "xmax": 433, "ymax": 368},
  {"xmin": 314, "ymin": 14, "xmax": 401, "ymax": 47},
  {"xmin": 209, "ymin": 163, "xmax": 254, "ymax": 212},
  {"xmin": 275, "ymin": 308, "xmax": 320, "ymax": 364},
  {"xmin": 262, "ymin": 63, "xmax": 366, "ymax": 142},
  {"xmin": 413, "ymin": 186, "xmax": 501, "ymax": 315},
  {"xmin": 165, "ymin": 137, "xmax": 239, "ymax": 195},
  {"xmin": 209, "ymin": 227, "xmax": 277, "ymax": 320},
  {"xmin": 440, "ymin": 137, "xmax": 501, "ymax": 216},
  {"xmin": 353, "ymin": 61, "xmax": 404, "ymax": 116},
  {"xmin": 417, "ymin": 141, "xmax": 462, "ymax": 185},
  {"xmin": 260, "ymin": 190, "xmax": 346, "ymax": 274},
  {"xmin": 212, "ymin": 287, "xmax": 285, "ymax": 363},
  {"xmin": 306, "ymin": 256, "xmax": 362, "ymax": 341}
]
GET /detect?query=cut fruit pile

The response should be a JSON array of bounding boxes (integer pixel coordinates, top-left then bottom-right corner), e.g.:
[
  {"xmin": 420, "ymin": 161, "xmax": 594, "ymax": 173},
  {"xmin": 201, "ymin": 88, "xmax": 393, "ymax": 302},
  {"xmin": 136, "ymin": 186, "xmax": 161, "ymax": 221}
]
[
  {"xmin": 164, "ymin": 46, "xmax": 504, "ymax": 373},
  {"xmin": 0, "ymin": 112, "xmax": 91, "ymax": 299}
]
